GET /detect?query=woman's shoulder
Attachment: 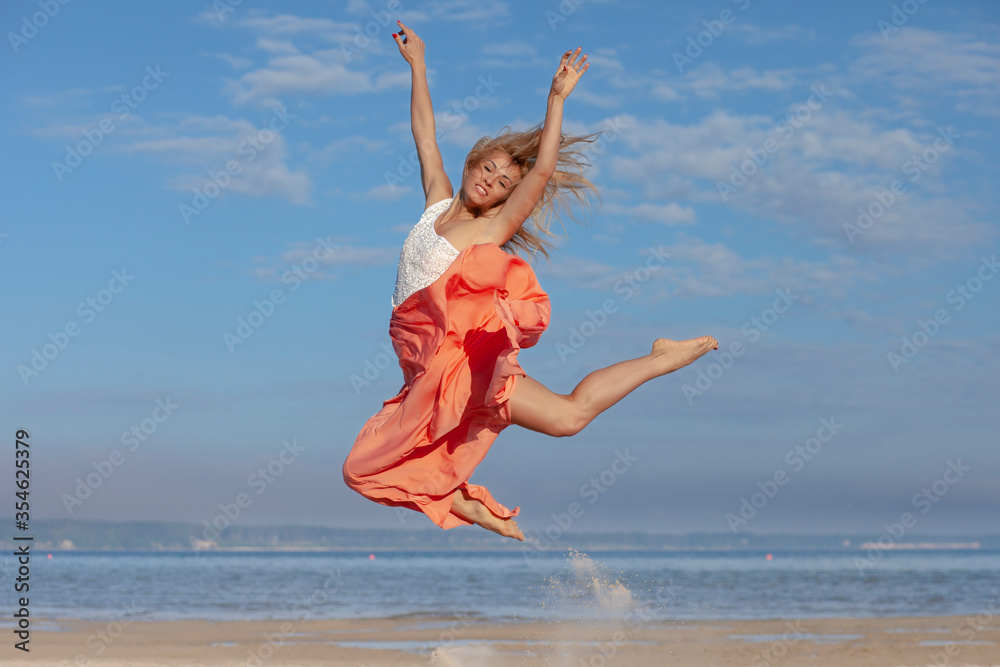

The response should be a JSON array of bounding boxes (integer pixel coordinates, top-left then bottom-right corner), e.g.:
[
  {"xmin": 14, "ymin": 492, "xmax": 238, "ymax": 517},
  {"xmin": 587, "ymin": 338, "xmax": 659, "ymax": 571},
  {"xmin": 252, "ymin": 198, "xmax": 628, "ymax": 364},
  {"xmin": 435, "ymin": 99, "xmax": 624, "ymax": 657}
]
[
  {"xmin": 423, "ymin": 197, "xmax": 453, "ymax": 213},
  {"xmin": 420, "ymin": 197, "xmax": 453, "ymax": 220}
]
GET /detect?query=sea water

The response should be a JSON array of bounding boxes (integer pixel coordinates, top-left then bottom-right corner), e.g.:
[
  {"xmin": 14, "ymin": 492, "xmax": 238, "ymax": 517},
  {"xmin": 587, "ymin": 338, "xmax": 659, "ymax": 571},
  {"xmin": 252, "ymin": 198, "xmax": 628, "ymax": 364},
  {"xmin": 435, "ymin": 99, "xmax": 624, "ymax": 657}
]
[{"xmin": 2, "ymin": 547, "xmax": 998, "ymax": 623}]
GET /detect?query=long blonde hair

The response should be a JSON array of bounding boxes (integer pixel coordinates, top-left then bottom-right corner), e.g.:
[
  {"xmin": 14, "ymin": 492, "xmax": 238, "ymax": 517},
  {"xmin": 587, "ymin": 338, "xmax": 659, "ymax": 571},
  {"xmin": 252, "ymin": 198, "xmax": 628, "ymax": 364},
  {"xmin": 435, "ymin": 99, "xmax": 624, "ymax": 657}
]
[{"xmin": 451, "ymin": 123, "xmax": 602, "ymax": 263}]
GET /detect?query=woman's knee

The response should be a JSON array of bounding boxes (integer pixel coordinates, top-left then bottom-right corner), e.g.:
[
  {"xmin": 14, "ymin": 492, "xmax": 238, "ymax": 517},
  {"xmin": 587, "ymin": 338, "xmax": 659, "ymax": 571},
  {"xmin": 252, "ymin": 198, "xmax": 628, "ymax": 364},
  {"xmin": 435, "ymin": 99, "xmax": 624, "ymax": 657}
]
[
  {"xmin": 510, "ymin": 374, "xmax": 589, "ymax": 437},
  {"xmin": 549, "ymin": 398, "xmax": 590, "ymax": 437}
]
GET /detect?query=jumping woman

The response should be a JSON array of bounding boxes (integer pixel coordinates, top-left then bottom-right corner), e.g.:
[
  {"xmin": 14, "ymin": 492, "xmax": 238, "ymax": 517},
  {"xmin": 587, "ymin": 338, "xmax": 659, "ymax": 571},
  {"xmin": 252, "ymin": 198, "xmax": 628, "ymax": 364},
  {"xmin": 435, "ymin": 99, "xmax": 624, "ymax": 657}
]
[{"xmin": 343, "ymin": 21, "xmax": 718, "ymax": 542}]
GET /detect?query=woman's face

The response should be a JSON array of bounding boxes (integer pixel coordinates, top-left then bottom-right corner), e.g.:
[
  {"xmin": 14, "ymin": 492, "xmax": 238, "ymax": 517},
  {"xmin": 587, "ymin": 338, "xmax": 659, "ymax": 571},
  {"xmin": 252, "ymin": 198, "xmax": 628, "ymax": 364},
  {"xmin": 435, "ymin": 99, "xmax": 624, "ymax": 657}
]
[{"xmin": 464, "ymin": 151, "xmax": 519, "ymax": 212}]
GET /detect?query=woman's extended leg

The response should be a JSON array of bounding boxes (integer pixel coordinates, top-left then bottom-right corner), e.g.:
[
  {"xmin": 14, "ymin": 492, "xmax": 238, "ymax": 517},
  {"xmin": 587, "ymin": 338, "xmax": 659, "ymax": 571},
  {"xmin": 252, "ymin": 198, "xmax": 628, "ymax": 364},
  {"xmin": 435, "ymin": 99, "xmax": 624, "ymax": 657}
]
[
  {"xmin": 448, "ymin": 336, "xmax": 716, "ymax": 542},
  {"xmin": 509, "ymin": 336, "xmax": 717, "ymax": 437}
]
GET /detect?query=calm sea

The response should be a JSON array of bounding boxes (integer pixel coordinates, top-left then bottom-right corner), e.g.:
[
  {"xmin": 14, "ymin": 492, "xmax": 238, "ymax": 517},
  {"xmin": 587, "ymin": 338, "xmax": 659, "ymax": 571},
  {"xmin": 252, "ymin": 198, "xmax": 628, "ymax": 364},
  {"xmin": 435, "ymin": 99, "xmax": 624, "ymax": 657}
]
[{"xmin": 6, "ymin": 549, "xmax": 999, "ymax": 623}]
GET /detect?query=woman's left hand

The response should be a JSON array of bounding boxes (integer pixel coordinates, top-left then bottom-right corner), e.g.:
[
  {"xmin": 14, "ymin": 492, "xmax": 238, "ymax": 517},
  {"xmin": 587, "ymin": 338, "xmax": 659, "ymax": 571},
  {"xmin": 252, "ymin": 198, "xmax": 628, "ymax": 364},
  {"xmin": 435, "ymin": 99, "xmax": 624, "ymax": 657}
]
[{"xmin": 550, "ymin": 47, "xmax": 589, "ymax": 100}]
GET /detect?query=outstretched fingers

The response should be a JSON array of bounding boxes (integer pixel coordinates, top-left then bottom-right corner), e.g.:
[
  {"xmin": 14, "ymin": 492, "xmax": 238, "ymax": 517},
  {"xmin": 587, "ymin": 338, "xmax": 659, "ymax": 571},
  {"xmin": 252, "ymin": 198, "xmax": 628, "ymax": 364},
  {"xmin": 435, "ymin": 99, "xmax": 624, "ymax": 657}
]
[
  {"xmin": 394, "ymin": 19, "xmax": 414, "ymax": 42},
  {"xmin": 560, "ymin": 48, "xmax": 590, "ymax": 77}
]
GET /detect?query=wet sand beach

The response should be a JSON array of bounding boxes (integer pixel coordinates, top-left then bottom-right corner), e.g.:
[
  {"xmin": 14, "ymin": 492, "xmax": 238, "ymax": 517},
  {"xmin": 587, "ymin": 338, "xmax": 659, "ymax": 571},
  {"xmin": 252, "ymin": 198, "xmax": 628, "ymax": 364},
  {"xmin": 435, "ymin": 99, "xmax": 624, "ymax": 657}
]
[{"xmin": 7, "ymin": 613, "xmax": 1000, "ymax": 666}]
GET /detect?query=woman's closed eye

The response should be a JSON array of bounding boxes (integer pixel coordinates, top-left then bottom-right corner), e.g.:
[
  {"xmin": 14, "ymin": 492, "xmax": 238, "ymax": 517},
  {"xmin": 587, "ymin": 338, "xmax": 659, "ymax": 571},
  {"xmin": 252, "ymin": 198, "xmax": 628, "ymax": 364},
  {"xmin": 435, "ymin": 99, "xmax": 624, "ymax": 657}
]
[{"xmin": 485, "ymin": 163, "xmax": 511, "ymax": 189}]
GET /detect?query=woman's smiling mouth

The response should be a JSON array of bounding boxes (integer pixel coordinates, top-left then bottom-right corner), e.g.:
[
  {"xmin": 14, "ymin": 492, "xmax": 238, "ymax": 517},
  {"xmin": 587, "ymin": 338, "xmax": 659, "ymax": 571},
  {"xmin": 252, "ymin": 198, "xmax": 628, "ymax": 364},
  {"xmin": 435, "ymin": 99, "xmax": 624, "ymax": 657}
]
[{"xmin": 476, "ymin": 184, "xmax": 487, "ymax": 196}]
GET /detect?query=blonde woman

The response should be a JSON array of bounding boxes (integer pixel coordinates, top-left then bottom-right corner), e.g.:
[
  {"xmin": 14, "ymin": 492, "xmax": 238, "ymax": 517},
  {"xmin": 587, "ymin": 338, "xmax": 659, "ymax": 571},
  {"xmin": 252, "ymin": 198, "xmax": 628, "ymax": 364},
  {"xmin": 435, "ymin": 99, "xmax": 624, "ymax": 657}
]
[{"xmin": 343, "ymin": 21, "xmax": 718, "ymax": 541}]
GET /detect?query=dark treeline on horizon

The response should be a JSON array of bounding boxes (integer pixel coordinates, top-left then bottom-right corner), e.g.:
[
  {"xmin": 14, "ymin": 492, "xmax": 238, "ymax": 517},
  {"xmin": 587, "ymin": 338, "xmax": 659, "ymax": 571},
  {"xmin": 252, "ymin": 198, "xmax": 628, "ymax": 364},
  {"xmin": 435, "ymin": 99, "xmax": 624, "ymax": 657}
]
[{"xmin": 1, "ymin": 518, "xmax": 997, "ymax": 551}]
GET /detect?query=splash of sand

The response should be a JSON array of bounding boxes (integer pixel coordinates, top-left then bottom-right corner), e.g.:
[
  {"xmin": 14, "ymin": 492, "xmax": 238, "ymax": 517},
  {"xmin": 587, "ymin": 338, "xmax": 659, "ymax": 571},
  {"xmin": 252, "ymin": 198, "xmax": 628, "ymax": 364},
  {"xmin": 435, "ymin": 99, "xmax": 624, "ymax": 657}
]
[
  {"xmin": 551, "ymin": 548, "xmax": 639, "ymax": 619},
  {"xmin": 430, "ymin": 549, "xmax": 653, "ymax": 666}
]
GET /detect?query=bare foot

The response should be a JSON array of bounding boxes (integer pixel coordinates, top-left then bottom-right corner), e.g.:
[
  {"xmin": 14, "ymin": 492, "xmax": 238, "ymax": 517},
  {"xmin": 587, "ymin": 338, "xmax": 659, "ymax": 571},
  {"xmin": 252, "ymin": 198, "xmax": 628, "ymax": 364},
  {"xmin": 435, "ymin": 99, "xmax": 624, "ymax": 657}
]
[
  {"xmin": 650, "ymin": 336, "xmax": 719, "ymax": 375},
  {"xmin": 450, "ymin": 488, "xmax": 525, "ymax": 541}
]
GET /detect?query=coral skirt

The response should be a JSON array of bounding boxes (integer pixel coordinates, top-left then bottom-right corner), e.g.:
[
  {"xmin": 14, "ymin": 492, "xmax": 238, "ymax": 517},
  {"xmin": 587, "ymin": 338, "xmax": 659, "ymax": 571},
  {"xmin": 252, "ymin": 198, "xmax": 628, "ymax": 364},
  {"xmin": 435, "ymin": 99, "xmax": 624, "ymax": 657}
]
[{"xmin": 342, "ymin": 243, "xmax": 551, "ymax": 529}]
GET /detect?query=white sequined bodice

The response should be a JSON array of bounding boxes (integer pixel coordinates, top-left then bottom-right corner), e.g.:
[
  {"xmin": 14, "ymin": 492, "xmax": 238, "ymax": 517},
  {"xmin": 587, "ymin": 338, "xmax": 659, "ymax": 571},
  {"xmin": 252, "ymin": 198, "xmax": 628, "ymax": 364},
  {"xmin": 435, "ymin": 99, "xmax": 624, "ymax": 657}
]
[{"xmin": 391, "ymin": 198, "xmax": 461, "ymax": 309}]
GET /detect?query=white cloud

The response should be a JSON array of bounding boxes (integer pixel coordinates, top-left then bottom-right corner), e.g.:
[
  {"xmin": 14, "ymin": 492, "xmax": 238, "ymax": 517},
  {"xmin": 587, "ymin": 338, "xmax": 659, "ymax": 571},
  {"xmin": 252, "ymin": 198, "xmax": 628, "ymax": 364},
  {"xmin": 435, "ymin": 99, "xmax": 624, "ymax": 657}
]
[
  {"xmin": 601, "ymin": 202, "xmax": 696, "ymax": 226},
  {"xmin": 547, "ymin": 236, "xmax": 872, "ymax": 301},
  {"xmin": 306, "ymin": 135, "xmax": 387, "ymax": 168},
  {"xmin": 419, "ymin": 0, "xmax": 511, "ymax": 22},
  {"xmin": 236, "ymin": 13, "xmax": 355, "ymax": 36},
  {"xmin": 121, "ymin": 113, "xmax": 311, "ymax": 205},
  {"xmin": 279, "ymin": 242, "xmax": 398, "ymax": 267},
  {"xmin": 194, "ymin": 9, "xmax": 414, "ymax": 105},
  {"xmin": 650, "ymin": 83, "xmax": 681, "ymax": 102},
  {"xmin": 850, "ymin": 28, "xmax": 1000, "ymax": 116},
  {"xmin": 361, "ymin": 184, "xmax": 414, "ymax": 201},
  {"xmin": 215, "ymin": 53, "xmax": 253, "ymax": 70},
  {"xmin": 222, "ymin": 51, "xmax": 405, "ymax": 105},
  {"xmin": 681, "ymin": 63, "xmax": 800, "ymax": 99},
  {"xmin": 256, "ymin": 38, "xmax": 300, "ymax": 55},
  {"xmin": 345, "ymin": 0, "xmax": 369, "ymax": 16},
  {"xmin": 734, "ymin": 24, "xmax": 813, "ymax": 45},
  {"xmin": 247, "ymin": 239, "xmax": 400, "ymax": 282},
  {"xmin": 606, "ymin": 109, "xmax": 993, "ymax": 257},
  {"xmin": 19, "ymin": 88, "xmax": 91, "ymax": 109},
  {"xmin": 488, "ymin": 40, "xmax": 537, "ymax": 57}
]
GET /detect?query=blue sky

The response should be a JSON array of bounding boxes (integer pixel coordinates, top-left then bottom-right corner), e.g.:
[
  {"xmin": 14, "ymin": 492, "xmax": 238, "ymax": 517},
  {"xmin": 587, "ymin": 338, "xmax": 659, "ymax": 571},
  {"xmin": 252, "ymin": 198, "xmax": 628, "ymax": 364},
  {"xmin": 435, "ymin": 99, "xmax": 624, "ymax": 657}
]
[{"xmin": 2, "ymin": 0, "xmax": 998, "ymax": 539}]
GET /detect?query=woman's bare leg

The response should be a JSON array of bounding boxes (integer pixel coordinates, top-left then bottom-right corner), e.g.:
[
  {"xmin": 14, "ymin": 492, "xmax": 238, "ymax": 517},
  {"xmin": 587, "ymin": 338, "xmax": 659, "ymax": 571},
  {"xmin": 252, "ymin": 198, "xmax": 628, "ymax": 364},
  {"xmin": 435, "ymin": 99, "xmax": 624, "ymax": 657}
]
[
  {"xmin": 450, "ymin": 336, "xmax": 716, "ymax": 540},
  {"xmin": 449, "ymin": 487, "xmax": 525, "ymax": 541},
  {"xmin": 509, "ymin": 336, "xmax": 718, "ymax": 437}
]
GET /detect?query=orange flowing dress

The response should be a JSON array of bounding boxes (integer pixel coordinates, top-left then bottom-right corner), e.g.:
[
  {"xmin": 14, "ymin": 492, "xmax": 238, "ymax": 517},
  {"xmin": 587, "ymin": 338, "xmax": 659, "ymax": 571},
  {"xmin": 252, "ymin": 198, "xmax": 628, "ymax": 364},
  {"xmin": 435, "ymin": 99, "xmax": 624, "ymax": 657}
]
[{"xmin": 342, "ymin": 200, "xmax": 551, "ymax": 529}]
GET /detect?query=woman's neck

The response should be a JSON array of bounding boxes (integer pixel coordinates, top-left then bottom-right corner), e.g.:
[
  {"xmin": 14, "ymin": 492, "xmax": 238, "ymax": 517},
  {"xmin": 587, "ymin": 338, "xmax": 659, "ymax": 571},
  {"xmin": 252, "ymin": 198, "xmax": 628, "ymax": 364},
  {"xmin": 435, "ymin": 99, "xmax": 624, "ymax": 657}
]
[{"xmin": 450, "ymin": 192, "xmax": 500, "ymax": 221}]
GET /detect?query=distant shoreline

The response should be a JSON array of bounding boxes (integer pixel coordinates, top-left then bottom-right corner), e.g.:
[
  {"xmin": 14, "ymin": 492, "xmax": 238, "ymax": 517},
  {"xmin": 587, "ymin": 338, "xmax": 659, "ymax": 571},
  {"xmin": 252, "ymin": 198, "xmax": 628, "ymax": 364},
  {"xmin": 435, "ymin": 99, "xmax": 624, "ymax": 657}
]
[
  {"xmin": 3, "ymin": 518, "xmax": 997, "ymax": 552},
  {"xmin": 9, "ymin": 542, "xmax": 989, "ymax": 554}
]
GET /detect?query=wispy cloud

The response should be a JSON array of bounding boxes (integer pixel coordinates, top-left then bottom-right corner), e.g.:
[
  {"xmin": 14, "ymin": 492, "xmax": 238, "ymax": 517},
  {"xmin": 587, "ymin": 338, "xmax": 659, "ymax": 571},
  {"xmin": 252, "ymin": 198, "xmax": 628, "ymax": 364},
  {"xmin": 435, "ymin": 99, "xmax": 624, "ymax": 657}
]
[
  {"xmin": 850, "ymin": 28, "xmax": 1000, "ymax": 116},
  {"xmin": 121, "ymin": 112, "xmax": 311, "ymax": 205},
  {"xmin": 734, "ymin": 24, "xmax": 814, "ymax": 45}
]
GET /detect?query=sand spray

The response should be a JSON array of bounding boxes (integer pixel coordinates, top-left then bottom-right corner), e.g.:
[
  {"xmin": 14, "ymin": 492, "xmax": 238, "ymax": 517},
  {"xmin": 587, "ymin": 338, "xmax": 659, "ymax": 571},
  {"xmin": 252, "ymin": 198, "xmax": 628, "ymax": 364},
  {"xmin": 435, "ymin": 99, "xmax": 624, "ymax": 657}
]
[{"xmin": 430, "ymin": 548, "xmax": 657, "ymax": 666}]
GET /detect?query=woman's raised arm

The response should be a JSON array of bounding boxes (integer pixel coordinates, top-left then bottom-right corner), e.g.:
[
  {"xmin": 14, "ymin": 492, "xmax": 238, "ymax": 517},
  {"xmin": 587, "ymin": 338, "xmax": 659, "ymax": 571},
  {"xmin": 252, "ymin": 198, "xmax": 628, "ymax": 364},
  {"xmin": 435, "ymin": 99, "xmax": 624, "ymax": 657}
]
[
  {"xmin": 393, "ymin": 21, "xmax": 452, "ymax": 208},
  {"xmin": 489, "ymin": 48, "xmax": 590, "ymax": 244}
]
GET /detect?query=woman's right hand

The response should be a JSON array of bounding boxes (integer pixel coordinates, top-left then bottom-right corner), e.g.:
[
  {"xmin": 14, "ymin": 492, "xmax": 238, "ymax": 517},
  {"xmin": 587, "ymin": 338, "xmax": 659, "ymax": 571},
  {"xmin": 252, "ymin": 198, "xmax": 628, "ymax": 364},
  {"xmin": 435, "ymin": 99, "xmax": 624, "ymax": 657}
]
[
  {"xmin": 393, "ymin": 20, "xmax": 425, "ymax": 68},
  {"xmin": 550, "ymin": 47, "xmax": 589, "ymax": 100}
]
